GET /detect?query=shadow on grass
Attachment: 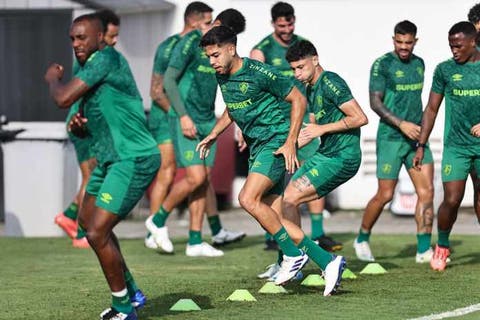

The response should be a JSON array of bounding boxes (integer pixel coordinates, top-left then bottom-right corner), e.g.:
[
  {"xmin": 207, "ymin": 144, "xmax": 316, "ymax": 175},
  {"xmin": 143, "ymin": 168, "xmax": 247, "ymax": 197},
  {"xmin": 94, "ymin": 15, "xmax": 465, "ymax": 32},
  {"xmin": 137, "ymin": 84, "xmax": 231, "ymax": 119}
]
[{"xmin": 139, "ymin": 292, "xmax": 213, "ymax": 318}]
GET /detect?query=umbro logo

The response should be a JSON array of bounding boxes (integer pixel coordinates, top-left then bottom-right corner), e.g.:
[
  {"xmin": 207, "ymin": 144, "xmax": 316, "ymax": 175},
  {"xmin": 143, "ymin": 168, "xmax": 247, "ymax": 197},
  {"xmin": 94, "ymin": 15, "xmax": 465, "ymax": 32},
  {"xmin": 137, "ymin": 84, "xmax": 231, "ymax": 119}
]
[
  {"xmin": 395, "ymin": 70, "xmax": 405, "ymax": 78},
  {"xmin": 452, "ymin": 74, "xmax": 463, "ymax": 82}
]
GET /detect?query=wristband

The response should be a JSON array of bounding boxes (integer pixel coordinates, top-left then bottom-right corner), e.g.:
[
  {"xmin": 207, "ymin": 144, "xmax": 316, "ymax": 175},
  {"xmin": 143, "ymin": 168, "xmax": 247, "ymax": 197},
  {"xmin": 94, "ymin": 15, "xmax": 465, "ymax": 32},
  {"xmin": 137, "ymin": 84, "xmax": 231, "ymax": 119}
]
[{"xmin": 415, "ymin": 142, "xmax": 426, "ymax": 149}]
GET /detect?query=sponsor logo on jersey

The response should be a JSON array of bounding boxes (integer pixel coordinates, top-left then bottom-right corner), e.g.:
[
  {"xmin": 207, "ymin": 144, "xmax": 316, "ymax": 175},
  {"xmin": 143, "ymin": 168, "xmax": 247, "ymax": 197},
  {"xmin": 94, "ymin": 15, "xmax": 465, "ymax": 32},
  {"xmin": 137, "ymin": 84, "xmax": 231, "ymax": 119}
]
[
  {"xmin": 452, "ymin": 89, "xmax": 480, "ymax": 97},
  {"xmin": 226, "ymin": 99, "xmax": 253, "ymax": 110},
  {"xmin": 396, "ymin": 82, "xmax": 423, "ymax": 91},
  {"xmin": 315, "ymin": 109, "xmax": 326, "ymax": 120}
]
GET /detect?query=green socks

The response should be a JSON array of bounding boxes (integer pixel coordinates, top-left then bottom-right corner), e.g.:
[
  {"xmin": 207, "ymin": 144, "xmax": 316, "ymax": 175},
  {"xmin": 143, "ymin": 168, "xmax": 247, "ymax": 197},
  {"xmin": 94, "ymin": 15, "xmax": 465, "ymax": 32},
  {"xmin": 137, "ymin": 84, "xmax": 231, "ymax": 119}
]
[
  {"xmin": 416, "ymin": 233, "xmax": 432, "ymax": 253},
  {"xmin": 112, "ymin": 289, "xmax": 133, "ymax": 314},
  {"xmin": 277, "ymin": 250, "xmax": 284, "ymax": 265},
  {"xmin": 357, "ymin": 228, "xmax": 371, "ymax": 243},
  {"xmin": 273, "ymin": 227, "xmax": 301, "ymax": 257},
  {"xmin": 207, "ymin": 215, "xmax": 222, "ymax": 236},
  {"xmin": 310, "ymin": 212, "xmax": 324, "ymax": 239},
  {"xmin": 265, "ymin": 232, "xmax": 273, "ymax": 241},
  {"xmin": 152, "ymin": 206, "xmax": 170, "ymax": 228},
  {"xmin": 76, "ymin": 224, "xmax": 87, "ymax": 240},
  {"xmin": 188, "ymin": 230, "xmax": 202, "ymax": 245},
  {"xmin": 63, "ymin": 202, "xmax": 78, "ymax": 220},
  {"xmin": 124, "ymin": 270, "xmax": 139, "ymax": 297},
  {"xmin": 298, "ymin": 236, "xmax": 333, "ymax": 270},
  {"xmin": 438, "ymin": 229, "xmax": 451, "ymax": 248}
]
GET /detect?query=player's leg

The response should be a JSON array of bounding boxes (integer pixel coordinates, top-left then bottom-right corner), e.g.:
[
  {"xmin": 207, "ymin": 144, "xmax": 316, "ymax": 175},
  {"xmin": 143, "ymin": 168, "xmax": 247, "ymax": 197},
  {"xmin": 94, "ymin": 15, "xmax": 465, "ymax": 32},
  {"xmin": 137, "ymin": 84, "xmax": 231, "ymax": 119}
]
[
  {"xmin": 469, "ymin": 169, "xmax": 480, "ymax": 223},
  {"xmin": 308, "ymin": 197, "xmax": 343, "ymax": 252}
]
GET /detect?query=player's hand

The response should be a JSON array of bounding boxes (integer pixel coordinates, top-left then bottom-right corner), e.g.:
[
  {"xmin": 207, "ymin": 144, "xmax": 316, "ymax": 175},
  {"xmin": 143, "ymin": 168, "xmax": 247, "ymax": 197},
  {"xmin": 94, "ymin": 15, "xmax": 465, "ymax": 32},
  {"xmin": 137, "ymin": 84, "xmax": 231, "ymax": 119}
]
[
  {"xmin": 471, "ymin": 123, "xmax": 480, "ymax": 137},
  {"xmin": 274, "ymin": 140, "xmax": 299, "ymax": 174},
  {"xmin": 44, "ymin": 63, "xmax": 64, "ymax": 82},
  {"xmin": 196, "ymin": 132, "xmax": 218, "ymax": 159},
  {"xmin": 236, "ymin": 130, "xmax": 247, "ymax": 152},
  {"xmin": 68, "ymin": 113, "xmax": 89, "ymax": 138},
  {"xmin": 399, "ymin": 121, "xmax": 421, "ymax": 140},
  {"xmin": 180, "ymin": 115, "xmax": 197, "ymax": 139},
  {"xmin": 412, "ymin": 147, "xmax": 424, "ymax": 171}
]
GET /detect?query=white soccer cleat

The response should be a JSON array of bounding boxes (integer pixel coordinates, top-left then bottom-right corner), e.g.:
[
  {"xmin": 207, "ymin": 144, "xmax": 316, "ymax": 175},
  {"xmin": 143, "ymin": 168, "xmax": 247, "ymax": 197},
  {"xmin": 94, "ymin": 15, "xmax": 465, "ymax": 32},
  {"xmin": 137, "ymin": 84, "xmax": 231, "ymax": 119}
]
[
  {"xmin": 186, "ymin": 242, "xmax": 224, "ymax": 257},
  {"xmin": 145, "ymin": 216, "xmax": 174, "ymax": 253},
  {"xmin": 353, "ymin": 238, "xmax": 375, "ymax": 262},
  {"xmin": 273, "ymin": 252, "xmax": 309, "ymax": 285},
  {"xmin": 323, "ymin": 255, "xmax": 347, "ymax": 296},
  {"xmin": 212, "ymin": 228, "xmax": 246, "ymax": 245},
  {"xmin": 144, "ymin": 234, "xmax": 158, "ymax": 250},
  {"xmin": 257, "ymin": 263, "xmax": 280, "ymax": 279},
  {"xmin": 415, "ymin": 247, "xmax": 433, "ymax": 263}
]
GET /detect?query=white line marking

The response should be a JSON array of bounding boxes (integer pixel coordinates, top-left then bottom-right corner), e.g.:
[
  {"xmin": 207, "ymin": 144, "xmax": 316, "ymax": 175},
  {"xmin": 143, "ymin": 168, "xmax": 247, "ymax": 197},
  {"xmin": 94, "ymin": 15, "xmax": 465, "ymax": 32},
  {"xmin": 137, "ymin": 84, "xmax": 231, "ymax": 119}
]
[{"xmin": 407, "ymin": 303, "xmax": 480, "ymax": 320}]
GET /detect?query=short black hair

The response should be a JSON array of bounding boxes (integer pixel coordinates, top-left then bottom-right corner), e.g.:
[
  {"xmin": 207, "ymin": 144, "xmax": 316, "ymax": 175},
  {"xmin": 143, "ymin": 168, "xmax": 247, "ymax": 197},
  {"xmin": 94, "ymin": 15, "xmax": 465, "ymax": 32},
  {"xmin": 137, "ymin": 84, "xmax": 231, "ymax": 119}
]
[
  {"xmin": 394, "ymin": 20, "xmax": 417, "ymax": 36},
  {"xmin": 96, "ymin": 9, "xmax": 120, "ymax": 30},
  {"xmin": 215, "ymin": 9, "xmax": 246, "ymax": 35},
  {"xmin": 200, "ymin": 25, "xmax": 237, "ymax": 48},
  {"xmin": 449, "ymin": 21, "xmax": 477, "ymax": 38},
  {"xmin": 468, "ymin": 3, "xmax": 480, "ymax": 24},
  {"xmin": 73, "ymin": 13, "xmax": 103, "ymax": 33},
  {"xmin": 286, "ymin": 40, "xmax": 318, "ymax": 63},
  {"xmin": 271, "ymin": 2, "xmax": 294, "ymax": 22},
  {"xmin": 184, "ymin": 1, "xmax": 213, "ymax": 22}
]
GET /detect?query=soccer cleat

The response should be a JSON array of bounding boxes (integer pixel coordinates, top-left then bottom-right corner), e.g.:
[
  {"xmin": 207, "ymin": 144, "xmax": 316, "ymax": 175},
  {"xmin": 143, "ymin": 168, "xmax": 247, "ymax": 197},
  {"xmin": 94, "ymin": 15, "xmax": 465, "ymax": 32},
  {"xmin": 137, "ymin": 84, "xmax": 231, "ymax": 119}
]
[
  {"xmin": 430, "ymin": 244, "xmax": 450, "ymax": 271},
  {"xmin": 268, "ymin": 270, "xmax": 303, "ymax": 282},
  {"xmin": 314, "ymin": 235, "xmax": 343, "ymax": 252},
  {"xmin": 415, "ymin": 247, "xmax": 433, "ymax": 263},
  {"xmin": 130, "ymin": 290, "xmax": 146, "ymax": 309},
  {"xmin": 100, "ymin": 307, "xmax": 137, "ymax": 320},
  {"xmin": 257, "ymin": 263, "xmax": 280, "ymax": 279},
  {"xmin": 323, "ymin": 255, "xmax": 347, "ymax": 296},
  {"xmin": 145, "ymin": 216, "xmax": 174, "ymax": 253},
  {"xmin": 72, "ymin": 237, "xmax": 90, "ymax": 249},
  {"xmin": 264, "ymin": 239, "xmax": 279, "ymax": 251},
  {"xmin": 186, "ymin": 242, "xmax": 224, "ymax": 257},
  {"xmin": 144, "ymin": 234, "xmax": 158, "ymax": 250},
  {"xmin": 212, "ymin": 228, "xmax": 246, "ymax": 246},
  {"xmin": 54, "ymin": 212, "xmax": 77, "ymax": 239},
  {"xmin": 273, "ymin": 252, "xmax": 309, "ymax": 285},
  {"xmin": 353, "ymin": 238, "xmax": 375, "ymax": 262}
]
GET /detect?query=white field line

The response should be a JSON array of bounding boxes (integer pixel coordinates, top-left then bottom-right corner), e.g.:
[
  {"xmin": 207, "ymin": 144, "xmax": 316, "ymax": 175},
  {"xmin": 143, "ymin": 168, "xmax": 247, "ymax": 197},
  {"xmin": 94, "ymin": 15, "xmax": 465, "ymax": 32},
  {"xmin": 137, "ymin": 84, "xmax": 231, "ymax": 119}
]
[{"xmin": 407, "ymin": 303, "xmax": 480, "ymax": 320}]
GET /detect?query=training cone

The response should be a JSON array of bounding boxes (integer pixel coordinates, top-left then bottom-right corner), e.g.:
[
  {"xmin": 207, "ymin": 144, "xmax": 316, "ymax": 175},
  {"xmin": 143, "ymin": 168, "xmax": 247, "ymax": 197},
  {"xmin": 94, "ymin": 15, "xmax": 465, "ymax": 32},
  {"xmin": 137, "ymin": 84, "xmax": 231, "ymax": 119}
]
[
  {"xmin": 226, "ymin": 289, "xmax": 257, "ymax": 301},
  {"xmin": 360, "ymin": 263, "xmax": 387, "ymax": 274},
  {"xmin": 301, "ymin": 274, "xmax": 325, "ymax": 287},
  {"xmin": 169, "ymin": 299, "xmax": 201, "ymax": 311},
  {"xmin": 258, "ymin": 282, "xmax": 288, "ymax": 294},
  {"xmin": 342, "ymin": 268, "xmax": 357, "ymax": 279}
]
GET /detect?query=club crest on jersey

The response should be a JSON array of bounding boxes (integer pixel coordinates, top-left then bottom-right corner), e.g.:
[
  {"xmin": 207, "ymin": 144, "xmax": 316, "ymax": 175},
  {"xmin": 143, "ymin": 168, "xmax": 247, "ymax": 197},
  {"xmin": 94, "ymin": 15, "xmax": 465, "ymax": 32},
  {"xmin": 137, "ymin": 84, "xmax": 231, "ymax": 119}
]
[
  {"xmin": 443, "ymin": 164, "xmax": 452, "ymax": 176},
  {"xmin": 452, "ymin": 74, "xmax": 463, "ymax": 82},
  {"xmin": 239, "ymin": 82, "xmax": 249, "ymax": 94},
  {"xmin": 100, "ymin": 193, "xmax": 113, "ymax": 204},
  {"xmin": 382, "ymin": 163, "xmax": 392, "ymax": 174},
  {"xmin": 220, "ymin": 84, "xmax": 227, "ymax": 93},
  {"xmin": 395, "ymin": 70, "xmax": 405, "ymax": 78}
]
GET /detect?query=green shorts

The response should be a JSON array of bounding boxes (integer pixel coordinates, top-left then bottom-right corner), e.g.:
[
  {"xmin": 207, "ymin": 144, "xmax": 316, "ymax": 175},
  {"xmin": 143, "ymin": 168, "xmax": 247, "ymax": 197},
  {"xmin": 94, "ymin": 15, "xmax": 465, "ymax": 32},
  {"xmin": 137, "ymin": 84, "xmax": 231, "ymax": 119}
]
[
  {"xmin": 170, "ymin": 116, "xmax": 216, "ymax": 168},
  {"xmin": 298, "ymin": 138, "xmax": 320, "ymax": 162},
  {"xmin": 249, "ymin": 139, "xmax": 286, "ymax": 196},
  {"xmin": 292, "ymin": 152, "xmax": 360, "ymax": 198},
  {"xmin": 148, "ymin": 106, "xmax": 172, "ymax": 145},
  {"xmin": 376, "ymin": 139, "xmax": 433, "ymax": 179},
  {"xmin": 86, "ymin": 154, "xmax": 160, "ymax": 217},
  {"xmin": 441, "ymin": 145, "xmax": 480, "ymax": 182}
]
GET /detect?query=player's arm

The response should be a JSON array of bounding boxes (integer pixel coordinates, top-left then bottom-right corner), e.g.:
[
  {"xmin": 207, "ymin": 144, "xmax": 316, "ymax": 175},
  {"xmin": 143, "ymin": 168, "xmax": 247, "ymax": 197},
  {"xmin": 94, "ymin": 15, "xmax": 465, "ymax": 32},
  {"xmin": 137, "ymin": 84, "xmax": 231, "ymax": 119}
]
[
  {"xmin": 45, "ymin": 63, "xmax": 89, "ymax": 109},
  {"xmin": 370, "ymin": 91, "xmax": 420, "ymax": 140},
  {"xmin": 412, "ymin": 91, "xmax": 444, "ymax": 169},
  {"xmin": 196, "ymin": 109, "xmax": 233, "ymax": 159},
  {"xmin": 150, "ymin": 72, "xmax": 170, "ymax": 112},
  {"xmin": 249, "ymin": 49, "xmax": 265, "ymax": 62},
  {"xmin": 299, "ymin": 99, "xmax": 368, "ymax": 145},
  {"xmin": 274, "ymin": 86, "xmax": 306, "ymax": 173}
]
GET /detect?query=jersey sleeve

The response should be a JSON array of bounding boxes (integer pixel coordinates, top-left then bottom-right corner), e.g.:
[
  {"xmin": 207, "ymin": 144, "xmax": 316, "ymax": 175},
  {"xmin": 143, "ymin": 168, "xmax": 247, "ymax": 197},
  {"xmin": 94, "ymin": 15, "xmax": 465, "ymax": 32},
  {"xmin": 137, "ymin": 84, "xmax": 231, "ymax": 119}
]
[
  {"xmin": 369, "ymin": 56, "xmax": 387, "ymax": 93},
  {"xmin": 168, "ymin": 33, "xmax": 196, "ymax": 73},
  {"xmin": 323, "ymin": 72, "xmax": 354, "ymax": 108},
  {"xmin": 431, "ymin": 63, "xmax": 446, "ymax": 95},
  {"xmin": 75, "ymin": 50, "xmax": 114, "ymax": 88},
  {"xmin": 260, "ymin": 67, "xmax": 295, "ymax": 101},
  {"xmin": 152, "ymin": 37, "xmax": 177, "ymax": 75}
]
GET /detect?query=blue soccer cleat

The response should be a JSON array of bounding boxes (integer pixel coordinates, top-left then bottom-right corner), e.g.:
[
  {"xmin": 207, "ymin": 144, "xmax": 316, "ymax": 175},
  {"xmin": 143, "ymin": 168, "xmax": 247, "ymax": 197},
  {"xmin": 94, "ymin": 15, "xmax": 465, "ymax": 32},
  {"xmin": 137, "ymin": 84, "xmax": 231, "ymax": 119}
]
[{"xmin": 130, "ymin": 290, "xmax": 147, "ymax": 309}]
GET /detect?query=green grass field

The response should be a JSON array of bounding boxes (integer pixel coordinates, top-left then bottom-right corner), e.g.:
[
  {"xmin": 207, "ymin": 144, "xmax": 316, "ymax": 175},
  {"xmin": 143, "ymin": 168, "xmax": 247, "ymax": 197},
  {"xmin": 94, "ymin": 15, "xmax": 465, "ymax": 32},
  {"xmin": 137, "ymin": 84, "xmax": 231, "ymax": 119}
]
[{"xmin": 1, "ymin": 234, "xmax": 479, "ymax": 320}]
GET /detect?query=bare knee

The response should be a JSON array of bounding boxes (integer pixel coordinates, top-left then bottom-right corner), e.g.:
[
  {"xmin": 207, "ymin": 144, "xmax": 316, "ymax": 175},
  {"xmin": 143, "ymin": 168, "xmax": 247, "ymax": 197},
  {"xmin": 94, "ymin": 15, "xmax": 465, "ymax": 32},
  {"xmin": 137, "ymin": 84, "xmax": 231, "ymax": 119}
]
[
  {"xmin": 238, "ymin": 190, "xmax": 260, "ymax": 214},
  {"xmin": 86, "ymin": 228, "xmax": 109, "ymax": 249},
  {"xmin": 375, "ymin": 189, "xmax": 394, "ymax": 204},
  {"xmin": 443, "ymin": 193, "xmax": 462, "ymax": 210},
  {"xmin": 283, "ymin": 192, "xmax": 302, "ymax": 210},
  {"xmin": 185, "ymin": 171, "xmax": 207, "ymax": 190},
  {"xmin": 417, "ymin": 185, "xmax": 434, "ymax": 203}
]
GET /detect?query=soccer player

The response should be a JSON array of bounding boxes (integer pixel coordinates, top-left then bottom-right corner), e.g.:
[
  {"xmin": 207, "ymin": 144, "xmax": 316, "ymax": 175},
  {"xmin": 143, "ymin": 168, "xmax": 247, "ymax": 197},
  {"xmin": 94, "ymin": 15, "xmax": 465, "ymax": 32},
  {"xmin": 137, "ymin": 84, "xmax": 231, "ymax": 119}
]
[
  {"xmin": 146, "ymin": 6, "xmax": 246, "ymax": 257},
  {"xmin": 250, "ymin": 1, "xmax": 340, "ymax": 252},
  {"xmin": 353, "ymin": 21, "xmax": 435, "ymax": 263},
  {"xmin": 413, "ymin": 21, "xmax": 480, "ymax": 271},
  {"xmin": 283, "ymin": 39, "xmax": 367, "ymax": 293},
  {"xmin": 54, "ymin": 9, "xmax": 121, "ymax": 249},
  {"xmin": 198, "ymin": 26, "xmax": 346, "ymax": 296},
  {"xmin": 45, "ymin": 14, "xmax": 158, "ymax": 319}
]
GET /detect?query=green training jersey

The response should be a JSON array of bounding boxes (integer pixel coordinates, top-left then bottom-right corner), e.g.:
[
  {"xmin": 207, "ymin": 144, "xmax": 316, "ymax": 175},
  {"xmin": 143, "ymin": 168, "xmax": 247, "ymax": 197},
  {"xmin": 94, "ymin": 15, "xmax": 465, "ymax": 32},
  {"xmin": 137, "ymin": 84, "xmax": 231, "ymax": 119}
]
[
  {"xmin": 308, "ymin": 71, "xmax": 360, "ymax": 158},
  {"xmin": 168, "ymin": 29, "xmax": 217, "ymax": 123},
  {"xmin": 216, "ymin": 58, "xmax": 294, "ymax": 154},
  {"xmin": 76, "ymin": 46, "xmax": 158, "ymax": 165},
  {"xmin": 370, "ymin": 52, "xmax": 425, "ymax": 141},
  {"xmin": 67, "ymin": 60, "xmax": 81, "ymax": 124},
  {"xmin": 432, "ymin": 58, "xmax": 480, "ymax": 147}
]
